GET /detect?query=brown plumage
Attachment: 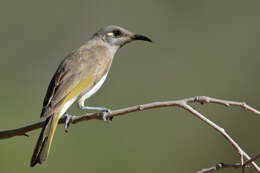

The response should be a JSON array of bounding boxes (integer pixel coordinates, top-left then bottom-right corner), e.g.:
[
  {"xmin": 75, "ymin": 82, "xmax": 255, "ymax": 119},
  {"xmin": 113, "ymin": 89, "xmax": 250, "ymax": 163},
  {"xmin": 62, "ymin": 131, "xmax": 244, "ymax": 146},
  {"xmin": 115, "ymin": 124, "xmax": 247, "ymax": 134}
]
[{"xmin": 30, "ymin": 25, "xmax": 152, "ymax": 167}]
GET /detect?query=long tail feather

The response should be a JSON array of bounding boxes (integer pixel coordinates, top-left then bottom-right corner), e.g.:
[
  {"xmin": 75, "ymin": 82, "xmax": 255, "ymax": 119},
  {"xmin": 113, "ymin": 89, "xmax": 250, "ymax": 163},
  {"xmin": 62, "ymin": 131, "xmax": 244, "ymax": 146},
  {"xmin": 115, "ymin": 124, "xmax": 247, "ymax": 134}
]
[{"xmin": 30, "ymin": 113, "xmax": 60, "ymax": 167}]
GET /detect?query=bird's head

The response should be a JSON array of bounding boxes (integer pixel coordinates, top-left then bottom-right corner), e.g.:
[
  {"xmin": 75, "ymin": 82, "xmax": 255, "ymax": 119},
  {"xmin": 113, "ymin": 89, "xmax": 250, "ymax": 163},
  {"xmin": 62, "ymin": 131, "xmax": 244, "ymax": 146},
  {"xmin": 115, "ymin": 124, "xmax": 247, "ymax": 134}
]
[{"xmin": 92, "ymin": 25, "xmax": 152, "ymax": 48}]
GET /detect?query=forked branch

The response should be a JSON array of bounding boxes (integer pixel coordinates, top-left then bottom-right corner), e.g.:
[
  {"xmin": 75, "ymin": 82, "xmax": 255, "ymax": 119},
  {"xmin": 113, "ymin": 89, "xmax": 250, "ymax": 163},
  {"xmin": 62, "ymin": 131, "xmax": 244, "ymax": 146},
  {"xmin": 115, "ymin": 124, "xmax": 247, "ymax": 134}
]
[{"xmin": 0, "ymin": 96, "xmax": 260, "ymax": 172}]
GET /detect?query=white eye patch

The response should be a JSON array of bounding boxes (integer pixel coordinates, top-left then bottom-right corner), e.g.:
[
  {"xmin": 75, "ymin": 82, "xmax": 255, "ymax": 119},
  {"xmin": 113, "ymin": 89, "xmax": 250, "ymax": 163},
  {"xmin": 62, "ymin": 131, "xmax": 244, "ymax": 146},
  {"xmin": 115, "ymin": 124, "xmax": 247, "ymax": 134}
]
[{"xmin": 106, "ymin": 32, "xmax": 114, "ymax": 36}]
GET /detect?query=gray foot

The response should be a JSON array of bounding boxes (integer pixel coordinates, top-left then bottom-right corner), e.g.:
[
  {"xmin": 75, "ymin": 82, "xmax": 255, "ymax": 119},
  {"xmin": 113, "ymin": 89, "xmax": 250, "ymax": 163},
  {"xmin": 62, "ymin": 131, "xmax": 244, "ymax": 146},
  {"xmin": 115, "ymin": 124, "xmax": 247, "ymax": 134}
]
[
  {"xmin": 99, "ymin": 109, "xmax": 113, "ymax": 122},
  {"xmin": 62, "ymin": 113, "xmax": 73, "ymax": 133},
  {"xmin": 79, "ymin": 105, "xmax": 113, "ymax": 122},
  {"xmin": 79, "ymin": 105, "xmax": 109, "ymax": 111}
]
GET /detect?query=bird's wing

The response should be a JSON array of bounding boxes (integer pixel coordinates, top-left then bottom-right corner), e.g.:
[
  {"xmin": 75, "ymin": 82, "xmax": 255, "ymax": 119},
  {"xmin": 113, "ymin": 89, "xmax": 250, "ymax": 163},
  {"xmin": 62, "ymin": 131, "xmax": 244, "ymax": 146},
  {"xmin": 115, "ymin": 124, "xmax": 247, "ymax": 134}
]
[
  {"xmin": 40, "ymin": 49, "xmax": 95, "ymax": 118},
  {"xmin": 40, "ymin": 45, "xmax": 112, "ymax": 118}
]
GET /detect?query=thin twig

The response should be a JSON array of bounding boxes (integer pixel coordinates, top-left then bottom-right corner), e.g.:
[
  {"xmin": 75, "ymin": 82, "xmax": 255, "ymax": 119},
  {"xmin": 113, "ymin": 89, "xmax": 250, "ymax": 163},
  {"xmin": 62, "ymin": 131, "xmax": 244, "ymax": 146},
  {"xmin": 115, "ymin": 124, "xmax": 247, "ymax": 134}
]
[
  {"xmin": 192, "ymin": 96, "xmax": 260, "ymax": 116},
  {"xmin": 243, "ymin": 153, "xmax": 260, "ymax": 169},
  {"xmin": 197, "ymin": 163, "xmax": 241, "ymax": 173},
  {"xmin": 1, "ymin": 96, "xmax": 260, "ymax": 172},
  {"xmin": 197, "ymin": 160, "xmax": 258, "ymax": 173}
]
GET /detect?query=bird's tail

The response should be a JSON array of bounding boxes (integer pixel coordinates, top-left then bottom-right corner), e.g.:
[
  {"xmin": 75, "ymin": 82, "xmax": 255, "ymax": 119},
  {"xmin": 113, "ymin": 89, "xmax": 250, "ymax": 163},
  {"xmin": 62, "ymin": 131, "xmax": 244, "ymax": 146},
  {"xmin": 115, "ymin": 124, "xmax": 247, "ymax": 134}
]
[{"xmin": 30, "ymin": 113, "xmax": 60, "ymax": 167}]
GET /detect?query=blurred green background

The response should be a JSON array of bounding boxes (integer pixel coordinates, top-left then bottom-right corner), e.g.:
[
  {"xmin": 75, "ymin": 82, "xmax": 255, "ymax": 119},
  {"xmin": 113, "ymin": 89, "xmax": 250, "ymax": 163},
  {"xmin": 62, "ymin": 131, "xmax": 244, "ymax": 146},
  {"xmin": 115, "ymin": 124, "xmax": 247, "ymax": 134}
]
[{"xmin": 0, "ymin": 0, "xmax": 260, "ymax": 172}]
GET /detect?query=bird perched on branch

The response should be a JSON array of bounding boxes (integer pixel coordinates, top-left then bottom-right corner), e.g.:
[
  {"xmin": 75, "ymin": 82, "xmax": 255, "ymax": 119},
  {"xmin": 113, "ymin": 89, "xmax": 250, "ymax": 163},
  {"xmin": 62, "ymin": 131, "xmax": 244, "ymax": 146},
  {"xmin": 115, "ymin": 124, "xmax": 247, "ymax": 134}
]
[{"xmin": 30, "ymin": 25, "xmax": 152, "ymax": 167}]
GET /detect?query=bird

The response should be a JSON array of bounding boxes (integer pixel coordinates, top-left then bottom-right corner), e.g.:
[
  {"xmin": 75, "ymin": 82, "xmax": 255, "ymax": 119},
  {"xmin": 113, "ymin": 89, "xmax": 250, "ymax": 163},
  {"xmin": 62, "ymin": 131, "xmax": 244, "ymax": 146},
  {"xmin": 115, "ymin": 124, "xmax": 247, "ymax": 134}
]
[{"xmin": 30, "ymin": 25, "xmax": 152, "ymax": 167}]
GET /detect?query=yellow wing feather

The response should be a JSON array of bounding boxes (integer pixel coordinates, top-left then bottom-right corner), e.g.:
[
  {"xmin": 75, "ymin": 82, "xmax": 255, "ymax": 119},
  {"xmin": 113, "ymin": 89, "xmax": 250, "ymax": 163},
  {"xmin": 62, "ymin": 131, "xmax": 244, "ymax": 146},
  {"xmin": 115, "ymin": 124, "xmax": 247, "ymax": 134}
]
[{"xmin": 62, "ymin": 75, "xmax": 95, "ymax": 104}]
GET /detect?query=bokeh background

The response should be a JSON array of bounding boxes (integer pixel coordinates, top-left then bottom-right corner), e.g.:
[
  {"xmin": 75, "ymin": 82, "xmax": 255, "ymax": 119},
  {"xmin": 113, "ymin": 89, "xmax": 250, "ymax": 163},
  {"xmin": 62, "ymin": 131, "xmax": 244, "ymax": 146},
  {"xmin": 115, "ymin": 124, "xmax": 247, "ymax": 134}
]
[{"xmin": 0, "ymin": 0, "xmax": 260, "ymax": 172}]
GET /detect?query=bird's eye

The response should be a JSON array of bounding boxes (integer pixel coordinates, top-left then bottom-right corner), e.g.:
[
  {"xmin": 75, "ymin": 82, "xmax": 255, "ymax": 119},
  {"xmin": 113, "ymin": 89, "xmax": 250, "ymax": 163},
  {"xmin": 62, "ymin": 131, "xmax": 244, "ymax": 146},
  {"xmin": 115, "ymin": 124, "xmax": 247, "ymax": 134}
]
[{"xmin": 113, "ymin": 30, "xmax": 122, "ymax": 37}]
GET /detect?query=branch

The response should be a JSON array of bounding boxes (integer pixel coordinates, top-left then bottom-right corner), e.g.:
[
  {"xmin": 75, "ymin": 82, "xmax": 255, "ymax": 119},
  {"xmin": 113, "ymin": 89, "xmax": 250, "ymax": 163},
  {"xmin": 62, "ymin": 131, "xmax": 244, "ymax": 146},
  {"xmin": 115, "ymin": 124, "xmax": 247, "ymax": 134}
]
[
  {"xmin": 243, "ymin": 153, "xmax": 260, "ymax": 169},
  {"xmin": 197, "ymin": 155, "xmax": 260, "ymax": 173},
  {"xmin": 1, "ymin": 96, "xmax": 260, "ymax": 172},
  {"xmin": 197, "ymin": 163, "xmax": 241, "ymax": 173}
]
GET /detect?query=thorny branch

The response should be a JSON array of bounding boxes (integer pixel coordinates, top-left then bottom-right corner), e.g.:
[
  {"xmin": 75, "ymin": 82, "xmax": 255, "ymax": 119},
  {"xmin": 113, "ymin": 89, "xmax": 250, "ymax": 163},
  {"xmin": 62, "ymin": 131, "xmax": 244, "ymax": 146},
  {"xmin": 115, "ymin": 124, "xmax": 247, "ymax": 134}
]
[{"xmin": 0, "ymin": 96, "xmax": 260, "ymax": 172}]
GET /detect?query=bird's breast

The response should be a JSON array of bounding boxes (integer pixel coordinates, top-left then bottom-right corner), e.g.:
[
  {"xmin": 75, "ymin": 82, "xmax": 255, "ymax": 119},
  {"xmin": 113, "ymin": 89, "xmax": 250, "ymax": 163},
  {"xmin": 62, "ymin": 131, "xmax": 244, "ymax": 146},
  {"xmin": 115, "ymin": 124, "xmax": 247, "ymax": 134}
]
[{"xmin": 79, "ymin": 72, "xmax": 108, "ymax": 101}]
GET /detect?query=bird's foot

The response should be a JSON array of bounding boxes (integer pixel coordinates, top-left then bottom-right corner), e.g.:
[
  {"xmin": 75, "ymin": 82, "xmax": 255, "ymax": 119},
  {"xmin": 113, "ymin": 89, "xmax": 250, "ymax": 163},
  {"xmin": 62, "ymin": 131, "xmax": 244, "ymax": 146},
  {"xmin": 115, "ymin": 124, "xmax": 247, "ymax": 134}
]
[
  {"xmin": 78, "ymin": 105, "xmax": 113, "ymax": 122},
  {"xmin": 99, "ymin": 108, "xmax": 113, "ymax": 122},
  {"xmin": 62, "ymin": 113, "xmax": 73, "ymax": 133}
]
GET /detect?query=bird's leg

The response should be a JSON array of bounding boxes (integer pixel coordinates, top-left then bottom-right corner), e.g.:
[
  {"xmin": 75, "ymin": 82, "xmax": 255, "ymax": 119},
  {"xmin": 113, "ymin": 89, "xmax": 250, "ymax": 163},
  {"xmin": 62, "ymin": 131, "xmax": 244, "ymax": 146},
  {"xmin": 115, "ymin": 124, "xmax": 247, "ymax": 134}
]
[
  {"xmin": 98, "ymin": 108, "xmax": 113, "ymax": 122},
  {"xmin": 78, "ymin": 101, "xmax": 113, "ymax": 122},
  {"xmin": 80, "ymin": 105, "xmax": 110, "ymax": 111},
  {"xmin": 62, "ymin": 113, "xmax": 73, "ymax": 133}
]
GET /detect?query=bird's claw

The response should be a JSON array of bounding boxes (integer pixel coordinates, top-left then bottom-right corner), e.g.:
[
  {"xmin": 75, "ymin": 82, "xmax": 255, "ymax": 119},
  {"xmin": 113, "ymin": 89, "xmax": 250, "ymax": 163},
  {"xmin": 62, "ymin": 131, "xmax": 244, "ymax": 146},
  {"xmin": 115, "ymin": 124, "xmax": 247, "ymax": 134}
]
[
  {"xmin": 99, "ymin": 109, "xmax": 113, "ymax": 122},
  {"xmin": 63, "ymin": 113, "xmax": 73, "ymax": 133}
]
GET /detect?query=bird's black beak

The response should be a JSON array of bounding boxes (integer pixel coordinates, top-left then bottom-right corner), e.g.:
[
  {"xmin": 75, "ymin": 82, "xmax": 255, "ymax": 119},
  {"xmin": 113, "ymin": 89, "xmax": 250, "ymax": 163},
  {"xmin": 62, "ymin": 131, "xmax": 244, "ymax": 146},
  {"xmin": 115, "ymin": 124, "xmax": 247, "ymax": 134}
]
[{"xmin": 132, "ymin": 34, "xmax": 152, "ymax": 42}]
